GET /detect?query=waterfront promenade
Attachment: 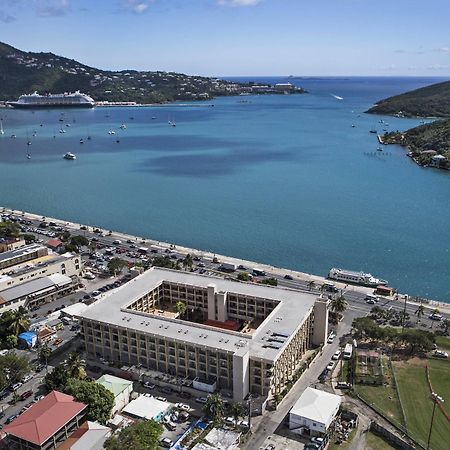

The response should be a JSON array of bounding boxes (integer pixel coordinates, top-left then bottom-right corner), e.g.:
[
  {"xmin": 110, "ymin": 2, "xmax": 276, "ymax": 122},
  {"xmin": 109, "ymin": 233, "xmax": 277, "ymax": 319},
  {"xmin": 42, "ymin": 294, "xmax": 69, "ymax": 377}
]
[{"xmin": 2, "ymin": 206, "xmax": 449, "ymax": 315}]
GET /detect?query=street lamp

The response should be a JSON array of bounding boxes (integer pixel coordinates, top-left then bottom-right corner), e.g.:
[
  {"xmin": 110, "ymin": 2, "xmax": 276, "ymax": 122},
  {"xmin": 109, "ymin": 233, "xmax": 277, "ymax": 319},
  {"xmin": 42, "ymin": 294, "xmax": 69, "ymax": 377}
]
[{"xmin": 426, "ymin": 392, "xmax": 444, "ymax": 450}]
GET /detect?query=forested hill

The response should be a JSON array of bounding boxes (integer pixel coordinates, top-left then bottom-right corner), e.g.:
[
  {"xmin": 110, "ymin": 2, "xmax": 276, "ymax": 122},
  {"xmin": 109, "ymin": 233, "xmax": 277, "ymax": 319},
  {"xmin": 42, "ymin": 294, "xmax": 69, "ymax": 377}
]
[
  {"xmin": 0, "ymin": 41, "xmax": 249, "ymax": 104},
  {"xmin": 366, "ymin": 80, "xmax": 450, "ymax": 118}
]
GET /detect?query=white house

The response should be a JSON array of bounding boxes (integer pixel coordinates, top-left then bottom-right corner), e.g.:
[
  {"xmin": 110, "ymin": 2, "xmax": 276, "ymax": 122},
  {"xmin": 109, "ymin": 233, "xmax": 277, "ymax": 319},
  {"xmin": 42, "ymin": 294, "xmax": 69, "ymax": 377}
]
[
  {"xmin": 96, "ymin": 374, "xmax": 133, "ymax": 415},
  {"xmin": 289, "ymin": 387, "xmax": 342, "ymax": 436}
]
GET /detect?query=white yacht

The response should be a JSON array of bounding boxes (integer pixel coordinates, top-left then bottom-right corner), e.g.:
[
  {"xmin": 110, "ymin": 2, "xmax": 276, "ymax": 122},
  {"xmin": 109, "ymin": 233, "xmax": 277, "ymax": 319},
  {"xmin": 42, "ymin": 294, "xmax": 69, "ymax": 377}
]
[
  {"xmin": 63, "ymin": 152, "xmax": 76, "ymax": 160},
  {"xmin": 328, "ymin": 268, "xmax": 387, "ymax": 287}
]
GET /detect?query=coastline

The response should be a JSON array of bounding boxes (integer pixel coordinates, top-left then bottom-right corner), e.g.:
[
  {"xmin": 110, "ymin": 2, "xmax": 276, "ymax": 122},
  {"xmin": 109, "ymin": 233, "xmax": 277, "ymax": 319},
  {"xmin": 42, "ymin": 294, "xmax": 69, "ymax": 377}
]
[{"xmin": 2, "ymin": 205, "xmax": 449, "ymax": 313}]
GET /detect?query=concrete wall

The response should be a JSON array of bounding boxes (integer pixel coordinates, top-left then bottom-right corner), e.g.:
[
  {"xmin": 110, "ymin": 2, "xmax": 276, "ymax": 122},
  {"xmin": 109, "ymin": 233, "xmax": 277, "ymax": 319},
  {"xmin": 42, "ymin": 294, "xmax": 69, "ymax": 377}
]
[
  {"xmin": 311, "ymin": 298, "xmax": 329, "ymax": 346},
  {"xmin": 233, "ymin": 348, "xmax": 249, "ymax": 402}
]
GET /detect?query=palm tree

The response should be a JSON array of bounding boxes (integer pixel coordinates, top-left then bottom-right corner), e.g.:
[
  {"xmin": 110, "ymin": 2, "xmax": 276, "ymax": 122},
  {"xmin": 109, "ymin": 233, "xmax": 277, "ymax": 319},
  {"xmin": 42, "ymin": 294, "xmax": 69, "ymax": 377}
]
[
  {"xmin": 414, "ymin": 304, "xmax": 425, "ymax": 323},
  {"xmin": 230, "ymin": 402, "xmax": 246, "ymax": 425},
  {"xmin": 39, "ymin": 344, "xmax": 52, "ymax": 373},
  {"xmin": 204, "ymin": 394, "xmax": 225, "ymax": 424},
  {"xmin": 182, "ymin": 254, "xmax": 193, "ymax": 271},
  {"xmin": 307, "ymin": 280, "xmax": 316, "ymax": 291},
  {"xmin": 330, "ymin": 295, "xmax": 348, "ymax": 315},
  {"xmin": 175, "ymin": 301, "xmax": 187, "ymax": 319},
  {"xmin": 8, "ymin": 307, "xmax": 30, "ymax": 336},
  {"xmin": 64, "ymin": 352, "xmax": 86, "ymax": 380}
]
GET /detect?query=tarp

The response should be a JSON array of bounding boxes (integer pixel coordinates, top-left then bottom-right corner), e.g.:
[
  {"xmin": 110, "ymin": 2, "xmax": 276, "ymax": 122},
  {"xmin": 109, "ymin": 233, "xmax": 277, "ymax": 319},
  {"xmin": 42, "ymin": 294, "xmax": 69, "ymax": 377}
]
[{"xmin": 18, "ymin": 331, "xmax": 37, "ymax": 348}]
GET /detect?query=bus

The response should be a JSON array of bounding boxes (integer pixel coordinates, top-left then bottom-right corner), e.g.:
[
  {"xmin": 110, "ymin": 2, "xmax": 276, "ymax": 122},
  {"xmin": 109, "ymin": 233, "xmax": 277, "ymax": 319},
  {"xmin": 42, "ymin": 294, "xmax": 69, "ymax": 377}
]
[
  {"xmin": 252, "ymin": 268, "xmax": 266, "ymax": 277},
  {"xmin": 343, "ymin": 343, "xmax": 353, "ymax": 360}
]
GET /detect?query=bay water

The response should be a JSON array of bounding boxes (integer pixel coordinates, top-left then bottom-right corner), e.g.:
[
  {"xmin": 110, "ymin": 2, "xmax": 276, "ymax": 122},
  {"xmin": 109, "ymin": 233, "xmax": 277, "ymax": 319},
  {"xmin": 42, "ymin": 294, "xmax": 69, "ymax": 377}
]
[{"xmin": 0, "ymin": 77, "xmax": 449, "ymax": 301}]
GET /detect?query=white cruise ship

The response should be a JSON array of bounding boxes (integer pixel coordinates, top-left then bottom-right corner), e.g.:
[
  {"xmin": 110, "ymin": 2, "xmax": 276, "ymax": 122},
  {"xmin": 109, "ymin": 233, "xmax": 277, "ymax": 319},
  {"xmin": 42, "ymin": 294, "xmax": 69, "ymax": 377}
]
[
  {"xmin": 8, "ymin": 91, "xmax": 95, "ymax": 109},
  {"xmin": 328, "ymin": 268, "xmax": 387, "ymax": 287}
]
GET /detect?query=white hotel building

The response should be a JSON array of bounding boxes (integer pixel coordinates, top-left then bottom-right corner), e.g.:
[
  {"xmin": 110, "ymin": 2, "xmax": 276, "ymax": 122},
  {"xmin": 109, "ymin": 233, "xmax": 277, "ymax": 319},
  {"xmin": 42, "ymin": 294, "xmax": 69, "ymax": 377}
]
[{"xmin": 78, "ymin": 268, "xmax": 329, "ymax": 402}]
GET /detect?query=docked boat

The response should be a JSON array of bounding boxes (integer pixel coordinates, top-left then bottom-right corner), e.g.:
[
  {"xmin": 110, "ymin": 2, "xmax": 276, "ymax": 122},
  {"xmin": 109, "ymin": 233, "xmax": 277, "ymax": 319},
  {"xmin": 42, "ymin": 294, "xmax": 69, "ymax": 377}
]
[
  {"xmin": 0, "ymin": 119, "xmax": 4, "ymax": 135},
  {"xmin": 8, "ymin": 91, "xmax": 95, "ymax": 109},
  {"xmin": 63, "ymin": 152, "xmax": 76, "ymax": 160},
  {"xmin": 369, "ymin": 129, "xmax": 377, "ymax": 134},
  {"xmin": 328, "ymin": 268, "xmax": 387, "ymax": 287}
]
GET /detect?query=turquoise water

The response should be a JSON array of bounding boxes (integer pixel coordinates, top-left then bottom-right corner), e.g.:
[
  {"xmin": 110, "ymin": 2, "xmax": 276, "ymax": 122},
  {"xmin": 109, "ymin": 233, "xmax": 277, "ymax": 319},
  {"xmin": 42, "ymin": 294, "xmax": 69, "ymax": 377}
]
[{"xmin": 0, "ymin": 77, "xmax": 449, "ymax": 301}]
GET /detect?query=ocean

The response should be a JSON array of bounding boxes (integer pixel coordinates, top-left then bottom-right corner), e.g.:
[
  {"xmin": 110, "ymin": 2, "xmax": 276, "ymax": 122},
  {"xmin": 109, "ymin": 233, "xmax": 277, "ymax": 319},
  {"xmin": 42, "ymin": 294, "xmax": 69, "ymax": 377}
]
[{"xmin": 0, "ymin": 76, "xmax": 449, "ymax": 301}]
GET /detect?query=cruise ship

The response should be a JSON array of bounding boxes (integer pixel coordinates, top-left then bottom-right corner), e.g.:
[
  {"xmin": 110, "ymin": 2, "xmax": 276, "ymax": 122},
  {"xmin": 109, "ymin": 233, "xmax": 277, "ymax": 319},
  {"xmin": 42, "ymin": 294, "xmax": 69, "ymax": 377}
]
[
  {"xmin": 328, "ymin": 268, "xmax": 388, "ymax": 287},
  {"xmin": 8, "ymin": 91, "xmax": 95, "ymax": 109}
]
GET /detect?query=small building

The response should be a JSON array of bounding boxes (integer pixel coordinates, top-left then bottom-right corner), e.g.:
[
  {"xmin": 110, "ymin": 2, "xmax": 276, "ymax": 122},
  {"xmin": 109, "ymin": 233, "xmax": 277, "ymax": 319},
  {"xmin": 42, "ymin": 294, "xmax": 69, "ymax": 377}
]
[
  {"xmin": 289, "ymin": 387, "xmax": 342, "ymax": 436},
  {"xmin": 201, "ymin": 428, "xmax": 241, "ymax": 450},
  {"xmin": 47, "ymin": 239, "xmax": 64, "ymax": 251},
  {"xmin": 55, "ymin": 421, "xmax": 110, "ymax": 450},
  {"xmin": 37, "ymin": 325, "xmax": 57, "ymax": 343},
  {"xmin": 96, "ymin": 375, "xmax": 133, "ymax": 415},
  {"xmin": 0, "ymin": 238, "xmax": 26, "ymax": 253},
  {"xmin": 122, "ymin": 395, "xmax": 171, "ymax": 422},
  {"xmin": 18, "ymin": 331, "xmax": 37, "ymax": 348},
  {"xmin": 430, "ymin": 154, "xmax": 448, "ymax": 169},
  {"xmin": 3, "ymin": 390, "xmax": 87, "ymax": 450}
]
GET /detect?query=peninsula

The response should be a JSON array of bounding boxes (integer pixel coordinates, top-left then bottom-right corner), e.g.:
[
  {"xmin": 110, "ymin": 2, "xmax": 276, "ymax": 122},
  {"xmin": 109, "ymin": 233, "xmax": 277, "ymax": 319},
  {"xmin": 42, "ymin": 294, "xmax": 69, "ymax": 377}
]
[
  {"xmin": 367, "ymin": 79, "xmax": 450, "ymax": 118},
  {"xmin": 0, "ymin": 42, "xmax": 304, "ymax": 105}
]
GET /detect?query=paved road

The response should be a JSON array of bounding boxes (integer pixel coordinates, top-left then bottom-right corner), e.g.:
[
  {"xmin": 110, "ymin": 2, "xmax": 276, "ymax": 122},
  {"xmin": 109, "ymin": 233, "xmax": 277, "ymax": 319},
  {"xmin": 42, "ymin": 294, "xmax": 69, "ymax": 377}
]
[{"xmin": 242, "ymin": 310, "xmax": 360, "ymax": 450}]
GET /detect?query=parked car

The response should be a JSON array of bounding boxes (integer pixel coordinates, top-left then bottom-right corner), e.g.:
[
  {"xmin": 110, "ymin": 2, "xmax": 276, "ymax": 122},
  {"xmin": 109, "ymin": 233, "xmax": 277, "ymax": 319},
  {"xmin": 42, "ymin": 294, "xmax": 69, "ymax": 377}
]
[
  {"xmin": 310, "ymin": 437, "xmax": 325, "ymax": 445},
  {"xmin": 429, "ymin": 313, "xmax": 442, "ymax": 321},
  {"xmin": 175, "ymin": 403, "xmax": 190, "ymax": 411},
  {"xmin": 160, "ymin": 437, "xmax": 173, "ymax": 448},
  {"xmin": 20, "ymin": 390, "xmax": 33, "ymax": 401},
  {"xmin": 161, "ymin": 386, "xmax": 172, "ymax": 395},
  {"xmin": 326, "ymin": 361, "xmax": 335, "ymax": 371},
  {"xmin": 11, "ymin": 382, "xmax": 23, "ymax": 391},
  {"xmin": 21, "ymin": 374, "xmax": 33, "ymax": 383},
  {"xmin": 336, "ymin": 381, "xmax": 352, "ymax": 389},
  {"xmin": 332, "ymin": 350, "xmax": 341, "ymax": 360},
  {"xmin": 195, "ymin": 396, "xmax": 208, "ymax": 404},
  {"xmin": 434, "ymin": 350, "xmax": 448, "ymax": 358},
  {"xmin": 5, "ymin": 414, "xmax": 18, "ymax": 424}
]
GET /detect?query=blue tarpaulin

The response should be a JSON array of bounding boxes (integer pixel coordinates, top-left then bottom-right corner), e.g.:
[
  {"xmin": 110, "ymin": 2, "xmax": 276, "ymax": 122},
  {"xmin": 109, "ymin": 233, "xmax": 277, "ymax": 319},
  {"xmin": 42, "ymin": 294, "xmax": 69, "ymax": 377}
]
[{"xmin": 18, "ymin": 331, "xmax": 37, "ymax": 348}]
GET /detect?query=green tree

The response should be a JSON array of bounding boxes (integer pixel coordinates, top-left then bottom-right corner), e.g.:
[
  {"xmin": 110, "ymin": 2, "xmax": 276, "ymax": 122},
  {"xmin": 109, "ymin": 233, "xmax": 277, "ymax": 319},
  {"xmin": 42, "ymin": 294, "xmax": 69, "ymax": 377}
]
[
  {"xmin": 230, "ymin": 402, "xmax": 246, "ymax": 425},
  {"xmin": 104, "ymin": 419, "xmax": 163, "ymax": 450},
  {"xmin": 7, "ymin": 307, "xmax": 30, "ymax": 336},
  {"xmin": 0, "ymin": 221, "xmax": 20, "ymax": 238},
  {"xmin": 64, "ymin": 352, "xmax": 86, "ymax": 380},
  {"xmin": 237, "ymin": 272, "xmax": 250, "ymax": 282},
  {"xmin": 38, "ymin": 344, "xmax": 52, "ymax": 370},
  {"xmin": 65, "ymin": 378, "xmax": 115, "ymax": 424},
  {"xmin": 21, "ymin": 233, "xmax": 37, "ymax": 244},
  {"xmin": 414, "ymin": 304, "xmax": 425, "ymax": 323},
  {"xmin": 204, "ymin": 393, "xmax": 225, "ymax": 424},
  {"xmin": 175, "ymin": 301, "xmax": 187, "ymax": 319},
  {"xmin": 66, "ymin": 235, "xmax": 89, "ymax": 253},
  {"xmin": 107, "ymin": 257, "xmax": 128, "ymax": 276},
  {"xmin": 151, "ymin": 256, "xmax": 176, "ymax": 269},
  {"xmin": 44, "ymin": 364, "xmax": 70, "ymax": 392},
  {"xmin": 0, "ymin": 352, "xmax": 30, "ymax": 390},
  {"xmin": 261, "ymin": 277, "xmax": 278, "ymax": 286},
  {"xmin": 4, "ymin": 335, "xmax": 18, "ymax": 349},
  {"xmin": 307, "ymin": 280, "xmax": 316, "ymax": 291},
  {"xmin": 330, "ymin": 295, "xmax": 348, "ymax": 316},
  {"xmin": 182, "ymin": 254, "xmax": 193, "ymax": 270},
  {"xmin": 440, "ymin": 318, "xmax": 450, "ymax": 335}
]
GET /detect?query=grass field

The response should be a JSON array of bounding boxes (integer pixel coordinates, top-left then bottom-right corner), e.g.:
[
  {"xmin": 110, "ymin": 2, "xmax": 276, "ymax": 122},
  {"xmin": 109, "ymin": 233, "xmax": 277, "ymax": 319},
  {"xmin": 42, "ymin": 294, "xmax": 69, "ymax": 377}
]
[
  {"xmin": 393, "ymin": 358, "xmax": 450, "ymax": 450},
  {"xmin": 354, "ymin": 356, "xmax": 404, "ymax": 426},
  {"xmin": 365, "ymin": 431, "xmax": 395, "ymax": 450},
  {"xmin": 435, "ymin": 335, "xmax": 450, "ymax": 351}
]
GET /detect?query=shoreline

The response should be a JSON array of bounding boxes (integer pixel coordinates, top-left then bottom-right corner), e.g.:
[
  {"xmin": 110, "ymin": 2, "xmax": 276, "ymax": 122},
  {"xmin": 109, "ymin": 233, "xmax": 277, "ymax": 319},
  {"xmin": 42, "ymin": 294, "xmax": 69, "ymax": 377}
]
[{"xmin": 2, "ymin": 206, "xmax": 449, "ymax": 313}]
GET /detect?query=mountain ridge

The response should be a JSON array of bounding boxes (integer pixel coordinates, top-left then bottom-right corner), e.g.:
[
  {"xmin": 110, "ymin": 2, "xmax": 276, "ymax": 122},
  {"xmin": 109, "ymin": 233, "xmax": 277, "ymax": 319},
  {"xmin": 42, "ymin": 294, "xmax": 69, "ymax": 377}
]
[{"xmin": 0, "ymin": 41, "xmax": 252, "ymax": 104}]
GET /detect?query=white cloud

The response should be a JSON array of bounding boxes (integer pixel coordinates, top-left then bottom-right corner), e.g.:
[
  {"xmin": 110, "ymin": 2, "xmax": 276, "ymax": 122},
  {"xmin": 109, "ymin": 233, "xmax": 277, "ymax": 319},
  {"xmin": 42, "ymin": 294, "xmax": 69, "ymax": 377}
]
[
  {"xmin": 34, "ymin": 0, "xmax": 71, "ymax": 17},
  {"xmin": 436, "ymin": 47, "xmax": 450, "ymax": 53},
  {"xmin": 121, "ymin": 0, "xmax": 151, "ymax": 14},
  {"xmin": 218, "ymin": 0, "xmax": 262, "ymax": 6}
]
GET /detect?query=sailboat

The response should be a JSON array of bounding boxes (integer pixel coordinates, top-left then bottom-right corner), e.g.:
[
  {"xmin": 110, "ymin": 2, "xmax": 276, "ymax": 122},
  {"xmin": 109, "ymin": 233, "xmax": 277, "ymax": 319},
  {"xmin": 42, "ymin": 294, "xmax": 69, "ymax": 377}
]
[
  {"xmin": 0, "ymin": 119, "xmax": 4, "ymax": 135},
  {"xmin": 331, "ymin": 94, "xmax": 344, "ymax": 100}
]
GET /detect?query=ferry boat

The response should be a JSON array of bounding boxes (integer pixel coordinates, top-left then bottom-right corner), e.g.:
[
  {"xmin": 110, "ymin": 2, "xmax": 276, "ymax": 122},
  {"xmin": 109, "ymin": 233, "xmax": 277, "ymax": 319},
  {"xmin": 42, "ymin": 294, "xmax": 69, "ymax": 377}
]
[
  {"xmin": 328, "ymin": 268, "xmax": 387, "ymax": 287},
  {"xmin": 8, "ymin": 91, "xmax": 95, "ymax": 109},
  {"xmin": 63, "ymin": 152, "xmax": 76, "ymax": 160}
]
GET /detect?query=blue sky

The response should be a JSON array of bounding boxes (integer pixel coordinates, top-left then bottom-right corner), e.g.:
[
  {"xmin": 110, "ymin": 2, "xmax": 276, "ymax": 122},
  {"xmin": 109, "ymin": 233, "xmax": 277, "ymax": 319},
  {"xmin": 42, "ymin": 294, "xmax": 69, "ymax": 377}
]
[{"xmin": 1, "ymin": 0, "xmax": 449, "ymax": 76}]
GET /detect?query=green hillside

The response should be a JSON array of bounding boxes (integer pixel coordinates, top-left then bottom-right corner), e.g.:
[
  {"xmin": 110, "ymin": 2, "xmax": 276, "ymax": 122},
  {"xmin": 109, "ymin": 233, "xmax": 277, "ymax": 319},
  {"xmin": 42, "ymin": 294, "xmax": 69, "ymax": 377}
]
[
  {"xmin": 367, "ymin": 80, "xmax": 450, "ymax": 118},
  {"xmin": 0, "ymin": 42, "xmax": 251, "ymax": 104},
  {"xmin": 382, "ymin": 119, "xmax": 450, "ymax": 168}
]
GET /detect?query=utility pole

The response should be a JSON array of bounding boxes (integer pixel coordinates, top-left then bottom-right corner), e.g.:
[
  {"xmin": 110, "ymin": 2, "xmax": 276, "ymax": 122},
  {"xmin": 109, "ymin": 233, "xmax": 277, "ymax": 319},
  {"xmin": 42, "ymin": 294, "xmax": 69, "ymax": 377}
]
[{"xmin": 427, "ymin": 392, "xmax": 444, "ymax": 450}]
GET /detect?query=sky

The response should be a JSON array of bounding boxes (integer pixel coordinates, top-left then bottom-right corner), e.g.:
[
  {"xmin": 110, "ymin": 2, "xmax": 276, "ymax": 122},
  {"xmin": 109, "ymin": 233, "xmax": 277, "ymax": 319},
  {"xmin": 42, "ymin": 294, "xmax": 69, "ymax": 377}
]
[{"xmin": 0, "ymin": 0, "xmax": 450, "ymax": 77}]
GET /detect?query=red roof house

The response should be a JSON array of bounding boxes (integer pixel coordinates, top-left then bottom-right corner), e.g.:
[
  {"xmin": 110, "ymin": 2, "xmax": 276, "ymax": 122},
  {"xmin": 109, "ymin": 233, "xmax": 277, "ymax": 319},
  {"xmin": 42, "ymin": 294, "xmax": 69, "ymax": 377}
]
[
  {"xmin": 46, "ymin": 239, "xmax": 64, "ymax": 251},
  {"xmin": 4, "ymin": 391, "xmax": 87, "ymax": 450}
]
